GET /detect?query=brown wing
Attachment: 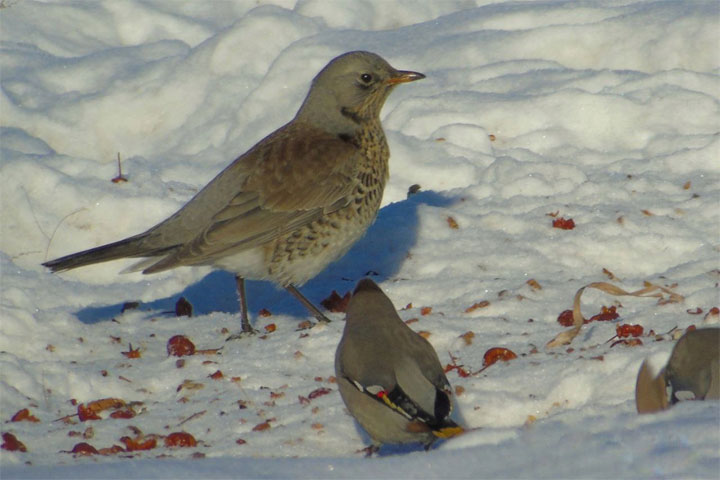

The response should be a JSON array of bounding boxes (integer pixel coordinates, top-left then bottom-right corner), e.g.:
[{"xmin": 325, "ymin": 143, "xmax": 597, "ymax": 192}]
[{"xmin": 142, "ymin": 122, "xmax": 359, "ymax": 273}]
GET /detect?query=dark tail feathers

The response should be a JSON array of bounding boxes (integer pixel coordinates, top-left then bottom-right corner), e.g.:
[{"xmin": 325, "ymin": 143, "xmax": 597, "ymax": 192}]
[{"xmin": 42, "ymin": 234, "xmax": 174, "ymax": 272}]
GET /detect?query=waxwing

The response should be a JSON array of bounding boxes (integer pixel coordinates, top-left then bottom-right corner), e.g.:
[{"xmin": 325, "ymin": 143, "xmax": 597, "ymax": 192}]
[
  {"xmin": 636, "ymin": 326, "xmax": 719, "ymax": 413},
  {"xmin": 335, "ymin": 278, "xmax": 464, "ymax": 451}
]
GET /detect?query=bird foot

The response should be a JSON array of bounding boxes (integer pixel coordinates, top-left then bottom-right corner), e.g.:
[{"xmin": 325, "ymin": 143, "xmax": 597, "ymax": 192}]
[
  {"xmin": 357, "ymin": 445, "xmax": 380, "ymax": 457},
  {"xmin": 225, "ymin": 327, "xmax": 258, "ymax": 341}
]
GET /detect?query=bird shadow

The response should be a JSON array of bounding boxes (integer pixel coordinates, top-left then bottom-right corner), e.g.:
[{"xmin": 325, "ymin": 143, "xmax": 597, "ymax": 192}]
[
  {"xmin": 347, "ymin": 419, "xmax": 453, "ymax": 457},
  {"xmin": 75, "ymin": 189, "xmax": 457, "ymax": 325}
]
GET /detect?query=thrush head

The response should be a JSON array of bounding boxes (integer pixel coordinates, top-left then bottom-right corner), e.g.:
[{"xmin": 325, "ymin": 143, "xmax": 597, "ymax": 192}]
[{"xmin": 296, "ymin": 51, "xmax": 425, "ymax": 133}]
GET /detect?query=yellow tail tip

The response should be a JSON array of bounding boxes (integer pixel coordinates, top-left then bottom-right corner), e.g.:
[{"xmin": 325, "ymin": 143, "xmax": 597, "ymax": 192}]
[{"xmin": 432, "ymin": 425, "xmax": 465, "ymax": 439}]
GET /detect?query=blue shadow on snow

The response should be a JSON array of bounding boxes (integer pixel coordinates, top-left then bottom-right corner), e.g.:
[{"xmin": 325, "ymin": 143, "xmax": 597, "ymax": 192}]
[{"xmin": 75, "ymin": 190, "xmax": 456, "ymax": 324}]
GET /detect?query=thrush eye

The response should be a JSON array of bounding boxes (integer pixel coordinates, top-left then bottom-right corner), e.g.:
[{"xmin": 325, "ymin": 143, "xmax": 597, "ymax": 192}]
[{"xmin": 359, "ymin": 73, "xmax": 373, "ymax": 84}]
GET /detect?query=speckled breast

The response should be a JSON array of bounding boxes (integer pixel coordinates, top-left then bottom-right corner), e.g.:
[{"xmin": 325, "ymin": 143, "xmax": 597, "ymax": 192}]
[{"xmin": 267, "ymin": 125, "xmax": 390, "ymax": 286}]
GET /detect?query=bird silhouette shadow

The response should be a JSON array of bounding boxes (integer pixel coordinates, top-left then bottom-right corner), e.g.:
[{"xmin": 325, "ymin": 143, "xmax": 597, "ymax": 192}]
[
  {"xmin": 75, "ymin": 190, "xmax": 456, "ymax": 325},
  {"xmin": 347, "ymin": 418, "xmax": 455, "ymax": 457}
]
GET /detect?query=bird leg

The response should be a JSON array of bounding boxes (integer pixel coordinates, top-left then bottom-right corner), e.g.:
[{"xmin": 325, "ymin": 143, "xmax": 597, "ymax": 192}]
[
  {"xmin": 357, "ymin": 444, "xmax": 380, "ymax": 457},
  {"xmin": 285, "ymin": 284, "xmax": 331, "ymax": 323},
  {"xmin": 226, "ymin": 275, "xmax": 257, "ymax": 340},
  {"xmin": 236, "ymin": 275, "xmax": 254, "ymax": 332}
]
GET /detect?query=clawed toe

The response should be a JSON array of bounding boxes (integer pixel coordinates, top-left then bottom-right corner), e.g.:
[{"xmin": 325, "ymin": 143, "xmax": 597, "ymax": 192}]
[{"xmin": 225, "ymin": 328, "xmax": 258, "ymax": 341}]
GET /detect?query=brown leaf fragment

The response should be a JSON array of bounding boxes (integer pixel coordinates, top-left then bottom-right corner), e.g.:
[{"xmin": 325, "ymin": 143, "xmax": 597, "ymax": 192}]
[
  {"xmin": 446, "ymin": 216, "xmax": 459, "ymax": 229},
  {"xmin": 109, "ymin": 409, "xmax": 135, "ymax": 419},
  {"xmin": 526, "ymin": 279, "xmax": 542, "ymax": 290},
  {"xmin": 11, "ymin": 408, "xmax": 40, "ymax": 423},
  {"xmin": 308, "ymin": 387, "xmax": 332, "ymax": 400},
  {"xmin": 167, "ymin": 335, "xmax": 195, "ymax": 357},
  {"xmin": 264, "ymin": 323, "xmax": 277, "ymax": 333},
  {"xmin": 320, "ymin": 290, "xmax": 351, "ymax": 313},
  {"xmin": 611, "ymin": 338, "xmax": 643, "ymax": 348},
  {"xmin": 482, "ymin": 347, "xmax": 518, "ymax": 367},
  {"xmin": 297, "ymin": 320, "xmax": 314, "ymax": 330},
  {"xmin": 98, "ymin": 445, "xmax": 124, "ymax": 455},
  {"xmin": 252, "ymin": 421, "xmax": 271, "ymax": 432},
  {"xmin": 589, "ymin": 305, "xmax": 619, "ymax": 322},
  {"xmin": 465, "ymin": 301, "xmax": 490, "ymax": 313},
  {"xmin": 70, "ymin": 442, "xmax": 98, "ymax": 455},
  {"xmin": 77, "ymin": 398, "xmax": 127, "ymax": 421},
  {"xmin": 164, "ymin": 432, "xmax": 197, "ymax": 448},
  {"xmin": 2, "ymin": 432, "xmax": 27, "ymax": 452},
  {"xmin": 459, "ymin": 331, "xmax": 475, "ymax": 346},
  {"xmin": 445, "ymin": 353, "xmax": 471, "ymax": 377},
  {"xmin": 556, "ymin": 309, "xmax": 574, "ymax": 327},
  {"xmin": 602, "ymin": 268, "xmax": 617, "ymax": 280},
  {"xmin": 552, "ymin": 217, "xmax": 575, "ymax": 230},
  {"xmin": 120, "ymin": 435, "xmax": 157, "ymax": 452},
  {"xmin": 121, "ymin": 343, "xmax": 141, "ymax": 358},
  {"xmin": 175, "ymin": 297, "xmax": 193, "ymax": 317},
  {"xmin": 177, "ymin": 380, "xmax": 204, "ymax": 392}
]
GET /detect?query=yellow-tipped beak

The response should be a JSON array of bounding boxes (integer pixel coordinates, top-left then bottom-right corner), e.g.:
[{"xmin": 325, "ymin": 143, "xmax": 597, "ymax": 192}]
[{"xmin": 386, "ymin": 70, "xmax": 426, "ymax": 85}]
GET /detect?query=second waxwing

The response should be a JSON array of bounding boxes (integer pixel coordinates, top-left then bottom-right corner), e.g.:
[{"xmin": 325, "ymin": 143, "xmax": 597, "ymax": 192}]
[
  {"xmin": 665, "ymin": 327, "xmax": 719, "ymax": 403},
  {"xmin": 636, "ymin": 326, "xmax": 719, "ymax": 413},
  {"xmin": 335, "ymin": 278, "xmax": 464, "ymax": 452}
]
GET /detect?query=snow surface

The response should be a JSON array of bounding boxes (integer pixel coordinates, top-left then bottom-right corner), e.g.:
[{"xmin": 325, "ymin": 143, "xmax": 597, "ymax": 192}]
[{"xmin": 1, "ymin": 0, "xmax": 719, "ymax": 478}]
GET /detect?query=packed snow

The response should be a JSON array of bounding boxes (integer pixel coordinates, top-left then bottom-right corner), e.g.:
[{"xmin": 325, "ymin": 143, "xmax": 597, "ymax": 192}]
[{"xmin": 1, "ymin": 0, "xmax": 719, "ymax": 478}]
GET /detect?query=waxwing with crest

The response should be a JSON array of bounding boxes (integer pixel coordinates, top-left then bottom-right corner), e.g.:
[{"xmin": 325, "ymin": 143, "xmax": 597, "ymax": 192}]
[{"xmin": 335, "ymin": 278, "xmax": 464, "ymax": 452}]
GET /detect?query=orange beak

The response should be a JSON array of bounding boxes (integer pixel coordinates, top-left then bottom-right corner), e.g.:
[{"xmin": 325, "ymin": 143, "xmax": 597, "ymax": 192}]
[{"xmin": 386, "ymin": 70, "xmax": 426, "ymax": 85}]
